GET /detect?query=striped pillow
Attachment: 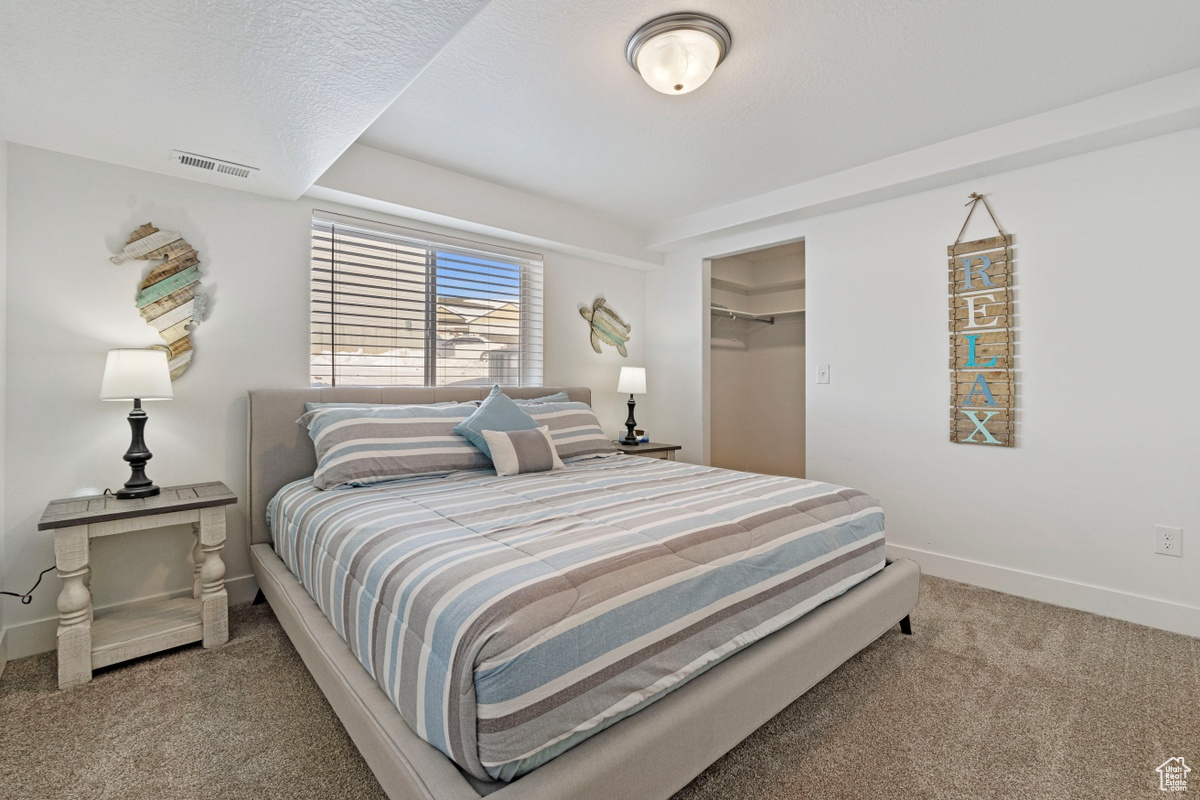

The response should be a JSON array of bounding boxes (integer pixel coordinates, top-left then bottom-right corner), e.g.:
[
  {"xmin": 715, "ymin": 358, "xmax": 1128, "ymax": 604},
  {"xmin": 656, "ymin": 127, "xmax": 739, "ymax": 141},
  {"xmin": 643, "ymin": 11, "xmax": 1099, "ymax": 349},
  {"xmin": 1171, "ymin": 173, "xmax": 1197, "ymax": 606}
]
[
  {"xmin": 298, "ymin": 403, "xmax": 490, "ymax": 490},
  {"xmin": 480, "ymin": 426, "xmax": 565, "ymax": 477},
  {"xmin": 304, "ymin": 401, "xmax": 459, "ymax": 411},
  {"xmin": 514, "ymin": 391, "xmax": 570, "ymax": 404},
  {"xmin": 525, "ymin": 401, "xmax": 618, "ymax": 460}
]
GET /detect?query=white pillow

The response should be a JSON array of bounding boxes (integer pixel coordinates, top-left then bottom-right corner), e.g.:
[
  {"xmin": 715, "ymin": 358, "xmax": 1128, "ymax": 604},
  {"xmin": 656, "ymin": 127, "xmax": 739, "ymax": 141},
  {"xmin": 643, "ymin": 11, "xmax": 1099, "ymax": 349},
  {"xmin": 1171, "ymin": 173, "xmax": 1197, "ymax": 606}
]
[{"xmin": 480, "ymin": 426, "xmax": 565, "ymax": 477}]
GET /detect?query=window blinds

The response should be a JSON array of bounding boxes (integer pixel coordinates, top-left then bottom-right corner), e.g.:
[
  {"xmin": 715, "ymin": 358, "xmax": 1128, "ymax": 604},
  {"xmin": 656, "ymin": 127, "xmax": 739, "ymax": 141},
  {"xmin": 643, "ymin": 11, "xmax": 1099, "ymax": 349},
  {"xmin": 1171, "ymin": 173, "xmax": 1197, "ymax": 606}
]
[{"xmin": 311, "ymin": 213, "xmax": 544, "ymax": 387}]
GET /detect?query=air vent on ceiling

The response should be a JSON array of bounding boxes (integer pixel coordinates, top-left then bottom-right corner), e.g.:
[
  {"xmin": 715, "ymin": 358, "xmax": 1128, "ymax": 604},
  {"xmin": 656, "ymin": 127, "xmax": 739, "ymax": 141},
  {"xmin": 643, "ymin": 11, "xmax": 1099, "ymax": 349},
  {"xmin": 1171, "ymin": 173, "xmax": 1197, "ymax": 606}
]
[{"xmin": 172, "ymin": 150, "xmax": 259, "ymax": 179}]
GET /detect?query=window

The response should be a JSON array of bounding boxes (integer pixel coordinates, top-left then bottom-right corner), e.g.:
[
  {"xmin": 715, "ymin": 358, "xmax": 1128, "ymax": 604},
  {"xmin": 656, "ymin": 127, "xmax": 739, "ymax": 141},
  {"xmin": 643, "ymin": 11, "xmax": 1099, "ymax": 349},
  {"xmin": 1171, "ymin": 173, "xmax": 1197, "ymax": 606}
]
[{"xmin": 311, "ymin": 213, "xmax": 543, "ymax": 387}]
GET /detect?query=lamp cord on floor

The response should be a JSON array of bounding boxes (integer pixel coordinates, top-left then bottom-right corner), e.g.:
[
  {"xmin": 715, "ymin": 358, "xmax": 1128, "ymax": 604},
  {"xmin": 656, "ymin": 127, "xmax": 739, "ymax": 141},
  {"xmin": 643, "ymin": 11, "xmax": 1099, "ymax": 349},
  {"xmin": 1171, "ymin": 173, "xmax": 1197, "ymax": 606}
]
[
  {"xmin": 1, "ymin": 566, "xmax": 56, "ymax": 604},
  {"xmin": 3, "ymin": 491, "xmax": 115, "ymax": 604}
]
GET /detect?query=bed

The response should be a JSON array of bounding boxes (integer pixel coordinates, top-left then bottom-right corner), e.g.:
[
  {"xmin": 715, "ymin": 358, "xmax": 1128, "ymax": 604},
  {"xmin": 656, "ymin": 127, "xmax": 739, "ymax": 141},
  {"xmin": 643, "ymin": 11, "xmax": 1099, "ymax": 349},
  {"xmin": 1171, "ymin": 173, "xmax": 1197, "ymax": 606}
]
[{"xmin": 247, "ymin": 386, "xmax": 920, "ymax": 800}]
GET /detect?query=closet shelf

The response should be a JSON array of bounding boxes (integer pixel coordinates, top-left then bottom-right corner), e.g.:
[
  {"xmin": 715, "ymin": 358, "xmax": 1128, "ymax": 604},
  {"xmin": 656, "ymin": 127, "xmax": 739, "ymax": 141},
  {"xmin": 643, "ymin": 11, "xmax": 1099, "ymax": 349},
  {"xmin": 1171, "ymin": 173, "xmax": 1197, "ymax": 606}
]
[
  {"xmin": 711, "ymin": 277, "xmax": 806, "ymax": 295},
  {"xmin": 710, "ymin": 305, "xmax": 804, "ymax": 324}
]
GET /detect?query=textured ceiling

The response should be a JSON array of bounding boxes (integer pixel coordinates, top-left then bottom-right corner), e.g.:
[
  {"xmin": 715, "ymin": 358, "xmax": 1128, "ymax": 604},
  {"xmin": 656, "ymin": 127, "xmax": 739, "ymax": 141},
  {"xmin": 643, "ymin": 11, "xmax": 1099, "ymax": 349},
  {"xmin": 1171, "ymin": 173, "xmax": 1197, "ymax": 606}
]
[
  {"xmin": 360, "ymin": 0, "xmax": 1200, "ymax": 227},
  {"xmin": 0, "ymin": 0, "xmax": 487, "ymax": 199}
]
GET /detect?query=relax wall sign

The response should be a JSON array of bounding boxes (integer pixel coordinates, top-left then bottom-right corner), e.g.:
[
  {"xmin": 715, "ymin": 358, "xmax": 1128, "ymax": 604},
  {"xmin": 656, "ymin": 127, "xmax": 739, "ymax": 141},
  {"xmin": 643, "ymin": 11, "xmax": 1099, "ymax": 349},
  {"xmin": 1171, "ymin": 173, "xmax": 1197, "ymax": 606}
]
[{"xmin": 949, "ymin": 194, "xmax": 1015, "ymax": 447}]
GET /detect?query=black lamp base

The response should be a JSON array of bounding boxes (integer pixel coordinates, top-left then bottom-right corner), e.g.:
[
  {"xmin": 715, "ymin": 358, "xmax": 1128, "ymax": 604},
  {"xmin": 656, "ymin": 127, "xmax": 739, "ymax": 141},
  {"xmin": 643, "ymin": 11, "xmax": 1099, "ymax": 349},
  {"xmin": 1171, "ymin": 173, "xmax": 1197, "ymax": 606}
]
[
  {"xmin": 117, "ymin": 399, "xmax": 160, "ymax": 500},
  {"xmin": 116, "ymin": 483, "xmax": 160, "ymax": 500},
  {"xmin": 620, "ymin": 395, "xmax": 639, "ymax": 445}
]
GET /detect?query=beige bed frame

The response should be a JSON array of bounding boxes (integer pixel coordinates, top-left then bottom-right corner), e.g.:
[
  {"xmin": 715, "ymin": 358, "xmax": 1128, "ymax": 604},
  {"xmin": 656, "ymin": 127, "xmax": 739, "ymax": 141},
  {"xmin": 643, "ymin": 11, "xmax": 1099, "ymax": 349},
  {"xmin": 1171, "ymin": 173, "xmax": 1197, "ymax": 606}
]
[{"xmin": 247, "ymin": 387, "xmax": 921, "ymax": 800}]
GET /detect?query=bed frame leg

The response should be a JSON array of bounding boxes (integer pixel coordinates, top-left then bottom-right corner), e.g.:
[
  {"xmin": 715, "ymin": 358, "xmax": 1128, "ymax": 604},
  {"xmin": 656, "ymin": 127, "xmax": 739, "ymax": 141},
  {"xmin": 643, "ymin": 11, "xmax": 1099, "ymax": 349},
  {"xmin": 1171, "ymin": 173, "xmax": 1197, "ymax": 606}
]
[
  {"xmin": 253, "ymin": 589, "xmax": 266, "ymax": 606},
  {"xmin": 899, "ymin": 615, "xmax": 912, "ymax": 635}
]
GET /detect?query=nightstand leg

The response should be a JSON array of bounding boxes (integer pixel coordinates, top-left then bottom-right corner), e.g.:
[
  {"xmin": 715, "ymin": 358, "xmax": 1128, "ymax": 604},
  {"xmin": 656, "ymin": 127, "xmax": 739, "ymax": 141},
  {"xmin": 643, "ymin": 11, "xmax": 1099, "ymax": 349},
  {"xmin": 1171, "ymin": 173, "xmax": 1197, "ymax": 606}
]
[
  {"xmin": 54, "ymin": 525, "xmax": 92, "ymax": 688},
  {"xmin": 82, "ymin": 567, "xmax": 92, "ymax": 622},
  {"xmin": 197, "ymin": 506, "xmax": 228, "ymax": 647},
  {"xmin": 191, "ymin": 524, "xmax": 203, "ymax": 599}
]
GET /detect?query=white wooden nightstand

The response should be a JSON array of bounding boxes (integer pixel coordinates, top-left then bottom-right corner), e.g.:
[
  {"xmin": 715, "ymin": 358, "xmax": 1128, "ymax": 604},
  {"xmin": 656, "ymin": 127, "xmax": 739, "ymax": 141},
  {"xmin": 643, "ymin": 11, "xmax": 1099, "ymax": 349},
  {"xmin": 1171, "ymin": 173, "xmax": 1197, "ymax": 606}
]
[
  {"xmin": 37, "ymin": 482, "xmax": 237, "ymax": 688},
  {"xmin": 613, "ymin": 441, "xmax": 682, "ymax": 460}
]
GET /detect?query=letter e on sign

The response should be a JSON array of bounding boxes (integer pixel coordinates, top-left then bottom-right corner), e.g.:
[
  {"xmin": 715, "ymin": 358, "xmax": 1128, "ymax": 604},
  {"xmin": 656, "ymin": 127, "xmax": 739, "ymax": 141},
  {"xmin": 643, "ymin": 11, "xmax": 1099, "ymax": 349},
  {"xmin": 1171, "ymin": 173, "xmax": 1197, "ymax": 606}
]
[{"xmin": 964, "ymin": 294, "xmax": 1000, "ymax": 329}]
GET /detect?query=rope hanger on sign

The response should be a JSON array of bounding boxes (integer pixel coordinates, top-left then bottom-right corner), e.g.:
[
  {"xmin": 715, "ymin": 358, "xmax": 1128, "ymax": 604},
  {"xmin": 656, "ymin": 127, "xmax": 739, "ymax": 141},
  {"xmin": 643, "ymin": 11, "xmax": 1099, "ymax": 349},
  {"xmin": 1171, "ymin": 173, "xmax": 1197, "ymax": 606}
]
[{"xmin": 954, "ymin": 192, "xmax": 1006, "ymax": 245}]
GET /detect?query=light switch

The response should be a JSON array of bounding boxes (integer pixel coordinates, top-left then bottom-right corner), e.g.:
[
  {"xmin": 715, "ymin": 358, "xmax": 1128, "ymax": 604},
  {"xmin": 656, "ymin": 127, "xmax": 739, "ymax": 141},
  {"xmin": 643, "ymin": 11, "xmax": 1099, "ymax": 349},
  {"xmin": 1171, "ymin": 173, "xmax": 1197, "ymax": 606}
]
[{"xmin": 817, "ymin": 364, "xmax": 830, "ymax": 384}]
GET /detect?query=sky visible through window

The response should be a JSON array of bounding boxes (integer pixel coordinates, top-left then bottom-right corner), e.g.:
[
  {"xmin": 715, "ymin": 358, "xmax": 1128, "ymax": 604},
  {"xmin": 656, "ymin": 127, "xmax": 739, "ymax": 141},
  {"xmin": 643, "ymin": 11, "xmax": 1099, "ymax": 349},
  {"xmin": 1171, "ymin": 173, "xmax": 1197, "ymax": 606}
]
[{"xmin": 436, "ymin": 251, "xmax": 519, "ymax": 301}]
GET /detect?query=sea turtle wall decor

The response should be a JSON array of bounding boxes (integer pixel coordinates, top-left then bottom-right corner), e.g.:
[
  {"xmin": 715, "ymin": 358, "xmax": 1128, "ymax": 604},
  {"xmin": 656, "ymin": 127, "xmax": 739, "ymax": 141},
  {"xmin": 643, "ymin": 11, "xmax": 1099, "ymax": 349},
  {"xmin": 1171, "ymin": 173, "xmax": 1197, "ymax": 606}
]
[
  {"xmin": 579, "ymin": 296, "xmax": 631, "ymax": 357},
  {"xmin": 110, "ymin": 223, "xmax": 207, "ymax": 379}
]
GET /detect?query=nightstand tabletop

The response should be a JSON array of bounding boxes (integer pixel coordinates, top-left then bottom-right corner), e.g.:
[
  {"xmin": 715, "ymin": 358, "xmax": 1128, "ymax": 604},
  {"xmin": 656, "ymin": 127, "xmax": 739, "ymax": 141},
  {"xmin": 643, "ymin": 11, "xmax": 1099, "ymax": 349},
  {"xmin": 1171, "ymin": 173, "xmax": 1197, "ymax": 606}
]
[
  {"xmin": 613, "ymin": 441, "xmax": 682, "ymax": 454},
  {"xmin": 38, "ymin": 481, "xmax": 236, "ymax": 530}
]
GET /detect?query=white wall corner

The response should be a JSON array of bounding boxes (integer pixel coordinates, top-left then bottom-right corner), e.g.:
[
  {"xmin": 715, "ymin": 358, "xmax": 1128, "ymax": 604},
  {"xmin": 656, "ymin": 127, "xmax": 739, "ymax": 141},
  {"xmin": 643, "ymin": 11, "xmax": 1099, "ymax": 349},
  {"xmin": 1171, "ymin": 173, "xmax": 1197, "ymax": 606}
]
[
  {"xmin": 643, "ymin": 257, "xmax": 708, "ymax": 463},
  {"xmin": 309, "ymin": 144, "xmax": 664, "ymax": 271},
  {"xmin": 643, "ymin": 126, "xmax": 1200, "ymax": 639},
  {"xmin": 0, "ymin": 136, "xmax": 9, "ymax": 678},
  {"xmin": 646, "ymin": 67, "xmax": 1200, "ymax": 253},
  {"xmin": 889, "ymin": 544, "xmax": 1200, "ymax": 639}
]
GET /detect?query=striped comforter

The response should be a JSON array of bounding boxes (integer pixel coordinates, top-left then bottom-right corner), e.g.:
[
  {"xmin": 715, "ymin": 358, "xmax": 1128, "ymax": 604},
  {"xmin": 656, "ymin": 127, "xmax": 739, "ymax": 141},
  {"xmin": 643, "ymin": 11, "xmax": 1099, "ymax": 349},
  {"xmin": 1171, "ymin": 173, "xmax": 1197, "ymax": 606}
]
[{"xmin": 269, "ymin": 455, "xmax": 886, "ymax": 781}]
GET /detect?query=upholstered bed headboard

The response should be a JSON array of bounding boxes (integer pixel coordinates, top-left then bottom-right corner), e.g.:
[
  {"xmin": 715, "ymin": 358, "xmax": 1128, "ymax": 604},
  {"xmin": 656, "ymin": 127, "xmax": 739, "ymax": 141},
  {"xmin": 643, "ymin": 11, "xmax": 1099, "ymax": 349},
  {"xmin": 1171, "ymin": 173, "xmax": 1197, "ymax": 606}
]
[{"xmin": 246, "ymin": 386, "xmax": 591, "ymax": 548}]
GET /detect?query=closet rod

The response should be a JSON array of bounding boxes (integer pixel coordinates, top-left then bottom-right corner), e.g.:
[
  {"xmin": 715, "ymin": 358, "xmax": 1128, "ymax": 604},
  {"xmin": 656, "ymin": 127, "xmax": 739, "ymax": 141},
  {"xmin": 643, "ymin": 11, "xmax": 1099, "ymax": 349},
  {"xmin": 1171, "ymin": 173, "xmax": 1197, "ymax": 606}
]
[{"xmin": 710, "ymin": 305, "xmax": 775, "ymax": 325}]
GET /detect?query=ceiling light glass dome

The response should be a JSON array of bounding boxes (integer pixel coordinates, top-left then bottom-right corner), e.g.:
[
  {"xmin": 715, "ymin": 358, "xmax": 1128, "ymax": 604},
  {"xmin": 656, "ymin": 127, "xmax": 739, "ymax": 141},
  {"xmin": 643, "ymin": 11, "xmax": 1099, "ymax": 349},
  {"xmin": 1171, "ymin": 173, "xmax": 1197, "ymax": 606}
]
[{"xmin": 626, "ymin": 13, "xmax": 732, "ymax": 95}]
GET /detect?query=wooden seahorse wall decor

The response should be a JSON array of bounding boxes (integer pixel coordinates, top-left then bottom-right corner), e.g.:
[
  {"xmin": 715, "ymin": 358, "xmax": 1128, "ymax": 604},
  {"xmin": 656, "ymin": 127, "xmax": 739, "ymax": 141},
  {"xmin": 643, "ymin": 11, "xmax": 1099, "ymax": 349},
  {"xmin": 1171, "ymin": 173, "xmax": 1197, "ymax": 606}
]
[
  {"xmin": 578, "ymin": 296, "xmax": 631, "ymax": 357},
  {"xmin": 110, "ymin": 223, "xmax": 207, "ymax": 379}
]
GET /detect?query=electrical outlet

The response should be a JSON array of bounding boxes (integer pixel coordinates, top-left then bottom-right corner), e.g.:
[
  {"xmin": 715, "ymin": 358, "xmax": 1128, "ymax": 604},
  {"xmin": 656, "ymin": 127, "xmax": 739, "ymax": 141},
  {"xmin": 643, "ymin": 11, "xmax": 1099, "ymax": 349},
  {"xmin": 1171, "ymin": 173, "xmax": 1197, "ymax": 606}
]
[{"xmin": 1155, "ymin": 525, "xmax": 1183, "ymax": 557}]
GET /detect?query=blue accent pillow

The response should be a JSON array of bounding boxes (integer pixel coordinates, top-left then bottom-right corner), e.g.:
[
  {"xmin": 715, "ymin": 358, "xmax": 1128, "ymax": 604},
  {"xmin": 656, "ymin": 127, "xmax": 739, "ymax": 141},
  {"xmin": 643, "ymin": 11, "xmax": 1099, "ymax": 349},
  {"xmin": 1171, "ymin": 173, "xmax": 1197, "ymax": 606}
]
[{"xmin": 453, "ymin": 386, "xmax": 539, "ymax": 459}]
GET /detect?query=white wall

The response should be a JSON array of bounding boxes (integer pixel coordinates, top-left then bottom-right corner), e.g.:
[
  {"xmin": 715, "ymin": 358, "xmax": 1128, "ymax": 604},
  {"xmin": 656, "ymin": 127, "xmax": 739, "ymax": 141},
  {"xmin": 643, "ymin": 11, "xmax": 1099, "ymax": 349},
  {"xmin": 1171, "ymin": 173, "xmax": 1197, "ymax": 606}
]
[
  {"xmin": 541, "ymin": 251, "xmax": 645, "ymax": 437},
  {"xmin": 310, "ymin": 145, "xmax": 663, "ymax": 271},
  {"xmin": 0, "ymin": 139, "xmax": 8, "ymax": 676},
  {"xmin": 646, "ymin": 128, "xmax": 1200, "ymax": 637},
  {"xmin": 644, "ymin": 260, "xmax": 708, "ymax": 463},
  {"xmin": 3, "ymin": 145, "xmax": 645, "ymax": 657}
]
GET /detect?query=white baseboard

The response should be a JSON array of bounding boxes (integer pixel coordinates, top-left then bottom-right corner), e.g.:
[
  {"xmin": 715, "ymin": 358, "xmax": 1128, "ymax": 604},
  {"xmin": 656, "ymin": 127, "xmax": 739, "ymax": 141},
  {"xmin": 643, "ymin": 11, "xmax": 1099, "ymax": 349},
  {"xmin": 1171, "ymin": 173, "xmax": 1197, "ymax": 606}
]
[
  {"xmin": 888, "ymin": 543, "xmax": 1200, "ymax": 639},
  {"xmin": 4, "ymin": 573, "xmax": 260, "ymax": 661}
]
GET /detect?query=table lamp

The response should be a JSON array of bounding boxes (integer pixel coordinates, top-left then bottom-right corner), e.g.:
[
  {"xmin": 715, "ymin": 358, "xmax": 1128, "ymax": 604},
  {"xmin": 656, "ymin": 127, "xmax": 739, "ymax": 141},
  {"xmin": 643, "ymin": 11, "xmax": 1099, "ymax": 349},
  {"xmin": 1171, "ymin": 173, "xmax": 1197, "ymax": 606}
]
[
  {"xmin": 100, "ymin": 348, "xmax": 173, "ymax": 499},
  {"xmin": 617, "ymin": 366, "xmax": 646, "ymax": 445}
]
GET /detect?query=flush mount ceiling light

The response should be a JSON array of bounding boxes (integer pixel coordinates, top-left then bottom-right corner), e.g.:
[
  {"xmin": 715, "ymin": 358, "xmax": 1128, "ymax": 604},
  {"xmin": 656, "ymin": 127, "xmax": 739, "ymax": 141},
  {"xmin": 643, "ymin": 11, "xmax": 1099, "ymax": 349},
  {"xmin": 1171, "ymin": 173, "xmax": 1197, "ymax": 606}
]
[{"xmin": 625, "ymin": 12, "xmax": 732, "ymax": 95}]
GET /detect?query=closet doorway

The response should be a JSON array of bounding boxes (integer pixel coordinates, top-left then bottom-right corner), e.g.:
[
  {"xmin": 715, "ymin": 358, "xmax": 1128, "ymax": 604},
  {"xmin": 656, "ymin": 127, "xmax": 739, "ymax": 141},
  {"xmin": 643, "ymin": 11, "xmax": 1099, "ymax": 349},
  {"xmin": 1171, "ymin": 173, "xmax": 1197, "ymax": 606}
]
[{"xmin": 709, "ymin": 240, "xmax": 805, "ymax": 478}]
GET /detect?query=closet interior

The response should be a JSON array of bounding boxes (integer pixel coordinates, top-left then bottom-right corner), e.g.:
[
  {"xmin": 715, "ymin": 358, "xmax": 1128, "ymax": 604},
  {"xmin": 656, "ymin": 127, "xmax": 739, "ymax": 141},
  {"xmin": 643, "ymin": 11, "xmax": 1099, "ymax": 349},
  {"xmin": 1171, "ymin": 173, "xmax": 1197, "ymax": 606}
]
[{"xmin": 709, "ymin": 240, "xmax": 806, "ymax": 478}]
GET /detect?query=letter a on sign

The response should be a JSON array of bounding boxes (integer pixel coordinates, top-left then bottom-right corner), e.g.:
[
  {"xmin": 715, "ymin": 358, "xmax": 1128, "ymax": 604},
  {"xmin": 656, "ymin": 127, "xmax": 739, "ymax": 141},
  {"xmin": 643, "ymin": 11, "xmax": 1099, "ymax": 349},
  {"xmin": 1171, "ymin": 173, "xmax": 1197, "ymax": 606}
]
[
  {"xmin": 949, "ymin": 193, "xmax": 1015, "ymax": 447},
  {"xmin": 963, "ymin": 374, "xmax": 997, "ymax": 406}
]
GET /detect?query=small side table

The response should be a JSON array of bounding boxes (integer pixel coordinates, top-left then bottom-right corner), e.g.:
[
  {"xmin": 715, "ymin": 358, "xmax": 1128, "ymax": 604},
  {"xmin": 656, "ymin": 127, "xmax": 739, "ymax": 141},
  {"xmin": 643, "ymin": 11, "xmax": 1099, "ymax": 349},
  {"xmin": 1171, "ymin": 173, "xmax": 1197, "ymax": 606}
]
[
  {"xmin": 613, "ymin": 441, "xmax": 682, "ymax": 460},
  {"xmin": 38, "ymin": 481, "xmax": 237, "ymax": 688}
]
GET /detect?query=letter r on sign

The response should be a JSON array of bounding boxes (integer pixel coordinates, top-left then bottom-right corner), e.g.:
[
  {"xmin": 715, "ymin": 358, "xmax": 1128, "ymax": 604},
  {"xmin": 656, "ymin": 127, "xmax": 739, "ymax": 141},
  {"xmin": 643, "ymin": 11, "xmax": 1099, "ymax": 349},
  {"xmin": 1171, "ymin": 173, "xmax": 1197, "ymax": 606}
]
[{"xmin": 962, "ymin": 255, "xmax": 995, "ymax": 289}]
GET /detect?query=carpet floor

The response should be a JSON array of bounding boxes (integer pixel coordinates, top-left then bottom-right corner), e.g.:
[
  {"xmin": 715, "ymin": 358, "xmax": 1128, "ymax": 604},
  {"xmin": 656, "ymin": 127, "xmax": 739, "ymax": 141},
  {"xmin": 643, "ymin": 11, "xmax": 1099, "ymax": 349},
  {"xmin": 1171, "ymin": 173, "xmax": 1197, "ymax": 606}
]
[{"xmin": 1, "ymin": 576, "xmax": 1196, "ymax": 799}]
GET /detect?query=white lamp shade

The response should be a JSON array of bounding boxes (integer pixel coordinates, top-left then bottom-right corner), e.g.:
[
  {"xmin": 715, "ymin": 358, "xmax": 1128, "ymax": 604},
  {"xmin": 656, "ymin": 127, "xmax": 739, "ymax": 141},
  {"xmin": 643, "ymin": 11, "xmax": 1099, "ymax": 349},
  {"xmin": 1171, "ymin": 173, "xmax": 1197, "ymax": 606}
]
[
  {"xmin": 100, "ymin": 349, "xmax": 174, "ymax": 401},
  {"xmin": 635, "ymin": 28, "xmax": 722, "ymax": 94},
  {"xmin": 617, "ymin": 367, "xmax": 647, "ymax": 395}
]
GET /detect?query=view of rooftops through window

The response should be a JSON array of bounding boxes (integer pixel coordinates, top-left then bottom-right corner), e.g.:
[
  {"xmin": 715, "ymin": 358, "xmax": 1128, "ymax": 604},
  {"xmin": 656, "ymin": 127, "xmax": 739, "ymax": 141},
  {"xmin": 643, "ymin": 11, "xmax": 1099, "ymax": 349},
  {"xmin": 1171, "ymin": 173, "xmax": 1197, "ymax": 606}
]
[{"xmin": 311, "ymin": 220, "xmax": 543, "ymax": 387}]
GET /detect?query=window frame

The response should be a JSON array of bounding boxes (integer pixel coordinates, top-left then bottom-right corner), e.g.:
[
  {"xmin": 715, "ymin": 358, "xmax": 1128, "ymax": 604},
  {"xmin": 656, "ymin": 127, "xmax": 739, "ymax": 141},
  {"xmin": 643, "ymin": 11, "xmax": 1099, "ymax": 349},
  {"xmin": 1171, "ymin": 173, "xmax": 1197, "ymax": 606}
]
[{"xmin": 310, "ymin": 211, "xmax": 544, "ymax": 388}]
